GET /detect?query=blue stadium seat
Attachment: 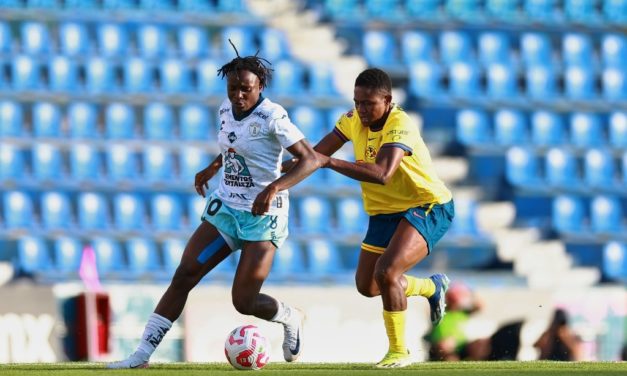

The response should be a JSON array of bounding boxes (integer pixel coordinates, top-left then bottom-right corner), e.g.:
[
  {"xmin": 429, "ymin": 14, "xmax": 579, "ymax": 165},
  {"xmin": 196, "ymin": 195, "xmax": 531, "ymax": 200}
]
[
  {"xmin": 59, "ymin": 22, "xmax": 89, "ymax": 57},
  {"xmin": 68, "ymin": 102, "xmax": 98, "ymax": 139},
  {"xmin": 524, "ymin": 0, "xmax": 558, "ymax": 22},
  {"xmin": 494, "ymin": 109, "xmax": 527, "ymax": 145},
  {"xmin": 304, "ymin": 239, "xmax": 343, "ymax": 277},
  {"xmin": 365, "ymin": 0, "xmax": 403, "ymax": 20},
  {"xmin": 309, "ymin": 63, "xmax": 337, "ymax": 97},
  {"xmin": 260, "ymin": 28, "xmax": 290, "ymax": 62},
  {"xmin": 363, "ymin": 30, "xmax": 397, "ymax": 67},
  {"xmin": 584, "ymin": 148, "xmax": 615, "ymax": 189},
  {"xmin": 27, "ymin": 0, "xmax": 59, "ymax": 8},
  {"xmin": 3, "ymin": 191, "xmax": 34, "ymax": 229},
  {"xmin": 0, "ymin": 143, "xmax": 24, "ymax": 180},
  {"xmin": 564, "ymin": 65, "xmax": 595, "ymax": 99},
  {"xmin": 0, "ymin": 22, "xmax": 11, "ymax": 54},
  {"xmin": 446, "ymin": 0, "xmax": 482, "ymax": 20},
  {"xmin": 53, "ymin": 237, "xmax": 82, "ymax": 275},
  {"xmin": 0, "ymin": 0, "xmax": 21, "ymax": 8},
  {"xmin": 531, "ymin": 110, "xmax": 565, "ymax": 146},
  {"xmin": 552, "ymin": 195, "xmax": 585, "ymax": 233},
  {"xmin": 151, "ymin": 194, "xmax": 182, "ymax": 230},
  {"xmin": 272, "ymin": 240, "xmax": 306, "ymax": 277},
  {"xmin": 32, "ymin": 143, "xmax": 63, "ymax": 180},
  {"xmin": 297, "ymin": 196, "xmax": 332, "ymax": 234},
  {"xmin": 520, "ymin": 32, "xmax": 551, "ymax": 66},
  {"xmin": 20, "ymin": 22, "xmax": 48, "ymax": 55},
  {"xmin": 144, "ymin": 102, "xmax": 174, "ymax": 140},
  {"xmin": 41, "ymin": 191, "xmax": 72, "ymax": 229},
  {"xmin": 569, "ymin": 112, "xmax": 603, "ymax": 148},
  {"xmin": 49, "ymin": 56, "xmax": 78, "ymax": 92},
  {"xmin": 187, "ymin": 195, "xmax": 206, "ymax": 229},
  {"xmin": 0, "ymin": 100, "xmax": 23, "ymax": 136},
  {"xmin": 123, "ymin": 57, "xmax": 153, "ymax": 93},
  {"xmin": 105, "ymin": 103, "xmax": 135, "ymax": 139},
  {"xmin": 324, "ymin": 0, "xmax": 359, "ymax": 19},
  {"xmin": 601, "ymin": 34, "xmax": 626, "ymax": 68},
  {"xmin": 485, "ymin": 0, "xmax": 520, "ymax": 20},
  {"xmin": 180, "ymin": 147, "xmax": 209, "ymax": 181},
  {"xmin": 506, "ymin": 146, "xmax": 540, "ymax": 186},
  {"xmin": 92, "ymin": 237, "xmax": 125, "ymax": 276},
  {"xmin": 623, "ymin": 151, "xmax": 627, "ymax": 186},
  {"xmin": 609, "ymin": 111, "xmax": 627, "ymax": 149},
  {"xmin": 526, "ymin": 65, "xmax": 557, "ymax": 99},
  {"xmin": 33, "ymin": 102, "xmax": 61, "ymax": 138},
  {"xmin": 113, "ymin": 193, "xmax": 145, "ymax": 231},
  {"xmin": 336, "ymin": 197, "xmax": 368, "ymax": 234},
  {"xmin": 448, "ymin": 198, "xmax": 479, "ymax": 236},
  {"xmin": 439, "ymin": 31, "xmax": 472, "ymax": 65},
  {"xmin": 487, "ymin": 63, "xmax": 518, "ymax": 98},
  {"xmin": 269, "ymin": 60, "xmax": 304, "ymax": 96},
  {"xmin": 12, "ymin": 55, "xmax": 39, "ymax": 90},
  {"xmin": 106, "ymin": 144, "xmax": 138, "ymax": 181},
  {"xmin": 180, "ymin": 104, "xmax": 212, "ymax": 140},
  {"xmin": 408, "ymin": 60, "xmax": 442, "ymax": 96},
  {"xmin": 162, "ymin": 238, "xmax": 185, "ymax": 274},
  {"xmin": 103, "ymin": 0, "xmax": 136, "ymax": 9},
  {"xmin": 562, "ymin": 33, "xmax": 593, "ymax": 66},
  {"xmin": 564, "ymin": 0, "xmax": 601, "ymax": 24},
  {"xmin": 139, "ymin": 0, "xmax": 174, "ymax": 10},
  {"xmin": 64, "ymin": 0, "xmax": 97, "ymax": 8},
  {"xmin": 221, "ymin": 26, "xmax": 255, "ymax": 58},
  {"xmin": 216, "ymin": 0, "xmax": 246, "ymax": 12},
  {"xmin": 137, "ymin": 24, "xmax": 167, "ymax": 58},
  {"xmin": 327, "ymin": 106, "xmax": 347, "ymax": 130},
  {"xmin": 85, "ymin": 57, "xmax": 115, "ymax": 93},
  {"xmin": 603, "ymin": 0, "xmax": 627, "ymax": 24},
  {"xmin": 602, "ymin": 67, "xmax": 627, "ymax": 100},
  {"xmin": 478, "ymin": 32, "xmax": 511, "ymax": 65},
  {"xmin": 289, "ymin": 106, "xmax": 325, "ymax": 141},
  {"xmin": 178, "ymin": 26, "xmax": 209, "ymax": 59},
  {"xmin": 160, "ymin": 59, "xmax": 190, "ymax": 93},
  {"xmin": 401, "ymin": 31, "xmax": 433, "ymax": 65},
  {"xmin": 449, "ymin": 61, "xmax": 480, "ymax": 97},
  {"xmin": 197, "ymin": 58, "xmax": 221, "ymax": 94},
  {"xmin": 603, "ymin": 242, "xmax": 627, "ymax": 282},
  {"xmin": 143, "ymin": 146, "xmax": 174, "ymax": 182},
  {"xmin": 18, "ymin": 237, "xmax": 51, "ymax": 275},
  {"xmin": 78, "ymin": 192, "xmax": 109, "ymax": 230},
  {"xmin": 590, "ymin": 195, "xmax": 622, "ymax": 234},
  {"xmin": 545, "ymin": 147, "xmax": 579, "ymax": 187},
  {"xmin": 456, "ymin": 109, "xmax": 490, "ymax": 146},
  {"xmin": 70, "ymin": 143, "xmax": 101, "ymax": 181},
  {"xmin": 126, "ymin": 237, "xmax": 160, "ymax": 277},
  {"xmin": 97, "ymin": 23, "xmax": 128, "ymax": 57}
]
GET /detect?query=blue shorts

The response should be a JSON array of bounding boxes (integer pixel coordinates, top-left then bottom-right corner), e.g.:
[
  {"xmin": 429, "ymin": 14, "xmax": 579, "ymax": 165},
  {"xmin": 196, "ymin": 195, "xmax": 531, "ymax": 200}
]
[
  {"xmin": 201, "ymin": 194, "xmax": 288, "ymax": 251},
  {"xmin": 362, "ymin": 200, "xmax": 455, "ymax": 254}
]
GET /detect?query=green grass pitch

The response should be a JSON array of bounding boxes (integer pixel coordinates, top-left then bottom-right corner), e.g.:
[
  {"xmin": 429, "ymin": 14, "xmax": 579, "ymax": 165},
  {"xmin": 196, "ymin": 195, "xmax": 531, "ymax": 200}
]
[{"xmin": 0, "ymin": 361, "xmax": 625, "ymax": 376}]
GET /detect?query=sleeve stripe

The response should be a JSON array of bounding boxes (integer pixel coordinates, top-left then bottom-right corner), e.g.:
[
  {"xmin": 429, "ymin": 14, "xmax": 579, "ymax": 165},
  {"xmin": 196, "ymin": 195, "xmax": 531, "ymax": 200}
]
[
  {"xmin": 381, "ymin": 142, "xmax": 413, "ymax": 155},
  {"xmin": 333, "ymin": 127, "xmax": 349, "ymax": 142}
]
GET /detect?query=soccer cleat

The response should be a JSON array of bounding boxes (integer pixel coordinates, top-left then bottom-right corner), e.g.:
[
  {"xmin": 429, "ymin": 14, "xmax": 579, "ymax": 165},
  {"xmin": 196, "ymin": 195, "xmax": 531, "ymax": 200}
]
[
  {"xmin": 427, "ymin": 273, "xmax": 450, "ymax": 326},
  {"xmin": 106, "ymin": 350, "xmax": 150, "ymax": 369},
  {"xmin": 375, "ymin": 350, "xmax": 412, "ymax": 368},
  {"xmin": 282, "ymin": 308, "xmax": 305, "ymax": 362}
]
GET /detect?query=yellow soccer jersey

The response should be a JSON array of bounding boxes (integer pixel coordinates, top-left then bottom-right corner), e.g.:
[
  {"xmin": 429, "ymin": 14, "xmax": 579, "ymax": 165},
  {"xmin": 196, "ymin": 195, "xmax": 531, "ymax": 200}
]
[{"xmin": 333, "ymin": 105, "xmax": 452, "ymax": 215}]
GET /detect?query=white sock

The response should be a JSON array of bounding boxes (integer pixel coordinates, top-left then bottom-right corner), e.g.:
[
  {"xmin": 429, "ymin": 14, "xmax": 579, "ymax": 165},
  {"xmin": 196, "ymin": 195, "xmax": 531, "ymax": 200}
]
[
  {"xmin": 136, "ymin": 313, "xmax": 173, "ymax": 359},
  {"xmin": 270, "ymin": 300, "xmax": 294, "ymax": 325}
]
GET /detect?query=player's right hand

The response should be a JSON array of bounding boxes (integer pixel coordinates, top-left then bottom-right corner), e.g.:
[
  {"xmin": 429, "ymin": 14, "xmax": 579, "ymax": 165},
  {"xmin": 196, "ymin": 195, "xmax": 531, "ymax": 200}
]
[{"xmin": 194, "ymin": 167, "xmax": 214, "ymax": 197}]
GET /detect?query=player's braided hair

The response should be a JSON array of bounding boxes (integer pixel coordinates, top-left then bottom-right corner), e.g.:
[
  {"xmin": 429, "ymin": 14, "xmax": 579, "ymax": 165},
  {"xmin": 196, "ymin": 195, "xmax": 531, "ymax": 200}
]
[
  {"xmin": 355, "ymin": 68, "xmax": 392, "ymax": 94},
  {"xmin": 217, "ymin": 39, "xmax": 273, "ymax": 89}
]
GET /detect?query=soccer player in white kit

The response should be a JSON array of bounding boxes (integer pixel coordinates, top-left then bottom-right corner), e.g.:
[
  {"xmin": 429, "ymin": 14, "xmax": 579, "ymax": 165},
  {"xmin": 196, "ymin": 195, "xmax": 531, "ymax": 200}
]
[{"xmin": 107, "ymin": 47, "xmax": 321, "ymax": 368}]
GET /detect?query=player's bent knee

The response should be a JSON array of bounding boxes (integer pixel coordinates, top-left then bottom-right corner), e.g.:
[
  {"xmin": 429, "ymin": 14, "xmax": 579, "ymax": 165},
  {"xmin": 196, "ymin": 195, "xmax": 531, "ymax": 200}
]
[{"xmin": 373, "ymin": 267, "xmax": 401, "ymax": 288}]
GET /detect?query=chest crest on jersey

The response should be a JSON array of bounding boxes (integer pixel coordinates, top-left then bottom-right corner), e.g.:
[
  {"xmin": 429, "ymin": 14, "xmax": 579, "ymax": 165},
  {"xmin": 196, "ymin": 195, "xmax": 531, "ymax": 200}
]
[{"xmin": 365, "ymin": 145, "xmax": 378, "ymax": 161}]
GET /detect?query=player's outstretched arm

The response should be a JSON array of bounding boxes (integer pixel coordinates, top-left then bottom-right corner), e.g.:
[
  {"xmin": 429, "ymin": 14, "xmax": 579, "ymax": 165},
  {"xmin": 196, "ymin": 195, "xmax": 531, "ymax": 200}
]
[
  {"xmin": 325, "ymin": 146, "xmax": 405, "ymax": 185},
  {"xmin": 252, "ymin": 139, "xmax": 321, "ymax": 215},
  {"xmin": 194, "ymin": 154, "xmax": 222, "ymax": 197}
]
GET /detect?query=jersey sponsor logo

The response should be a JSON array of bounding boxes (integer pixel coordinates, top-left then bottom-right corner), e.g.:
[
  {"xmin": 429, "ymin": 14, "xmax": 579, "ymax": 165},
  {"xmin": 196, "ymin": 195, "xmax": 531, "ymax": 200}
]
[
  {"xmin": 392, "ymin": 135, "xmax": 402, "ymax": 142},
  {"xmin": 386, "ymin": 129, "xmax": 409, "ymax": 136},
  {"xmin": 224, "ymin": 148, "xmax": 255, "ymax": 187},
  {"xmin": 252, "ymin": 111, "xmax": 268, "ymax": 120},
  {"xmin": 220, "ymin": 107, "xmax": 230, "ymax": 115},
  {"xmin": 228, "ymin": 131, "xmax": 237, "ymax": 143}
]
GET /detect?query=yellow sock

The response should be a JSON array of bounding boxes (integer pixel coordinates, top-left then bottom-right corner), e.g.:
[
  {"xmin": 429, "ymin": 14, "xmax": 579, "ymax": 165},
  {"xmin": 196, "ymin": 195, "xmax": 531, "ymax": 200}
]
[
  {"xmin": 382, "ymin": 310, "xmax": 406, "ymax": 354},
  {"xmin": 404, "ymin": 275, "xmax": 436, "ymax": 298}
]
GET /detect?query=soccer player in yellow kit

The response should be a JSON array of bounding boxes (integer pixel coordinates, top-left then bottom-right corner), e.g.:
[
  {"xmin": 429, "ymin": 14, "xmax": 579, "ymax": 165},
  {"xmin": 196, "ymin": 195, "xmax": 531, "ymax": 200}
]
[{"xmin": 300, "ymin": 68, "xmax": 455, "ymax": 367}]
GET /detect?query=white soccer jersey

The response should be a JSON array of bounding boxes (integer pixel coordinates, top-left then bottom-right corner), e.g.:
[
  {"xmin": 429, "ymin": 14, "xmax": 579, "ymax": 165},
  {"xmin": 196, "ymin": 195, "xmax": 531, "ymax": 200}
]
[{"xmin": 213, "ymin": 97, "xmax": 305, "ymax": 215}]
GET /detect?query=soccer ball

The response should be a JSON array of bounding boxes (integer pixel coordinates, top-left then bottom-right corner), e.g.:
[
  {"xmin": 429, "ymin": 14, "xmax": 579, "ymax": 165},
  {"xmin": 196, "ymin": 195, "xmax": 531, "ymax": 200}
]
[{"xmin": 224, "ymin": 325, "xmax": 270, "ymax": 370}]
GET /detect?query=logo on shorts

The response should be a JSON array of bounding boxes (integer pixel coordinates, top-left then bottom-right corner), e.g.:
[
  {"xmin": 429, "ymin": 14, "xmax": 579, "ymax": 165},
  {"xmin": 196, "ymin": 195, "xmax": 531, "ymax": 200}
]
[{"xmin": 412, "ymin": 211, "xmax": 424, "ymax": 219}]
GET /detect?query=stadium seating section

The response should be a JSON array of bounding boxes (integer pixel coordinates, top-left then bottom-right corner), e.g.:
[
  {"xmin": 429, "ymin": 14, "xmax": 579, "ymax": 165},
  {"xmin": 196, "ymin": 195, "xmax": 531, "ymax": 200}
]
[{"xmin": 0, "ymin": 0, "xmax": 625, "ymax": 284}]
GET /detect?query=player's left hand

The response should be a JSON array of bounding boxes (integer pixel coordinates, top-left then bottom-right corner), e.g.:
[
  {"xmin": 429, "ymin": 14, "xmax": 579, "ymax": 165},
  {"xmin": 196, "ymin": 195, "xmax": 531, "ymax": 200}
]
[{"xmin": 252, "ymin": 185, "xmax": 279, "ymax": 216}]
